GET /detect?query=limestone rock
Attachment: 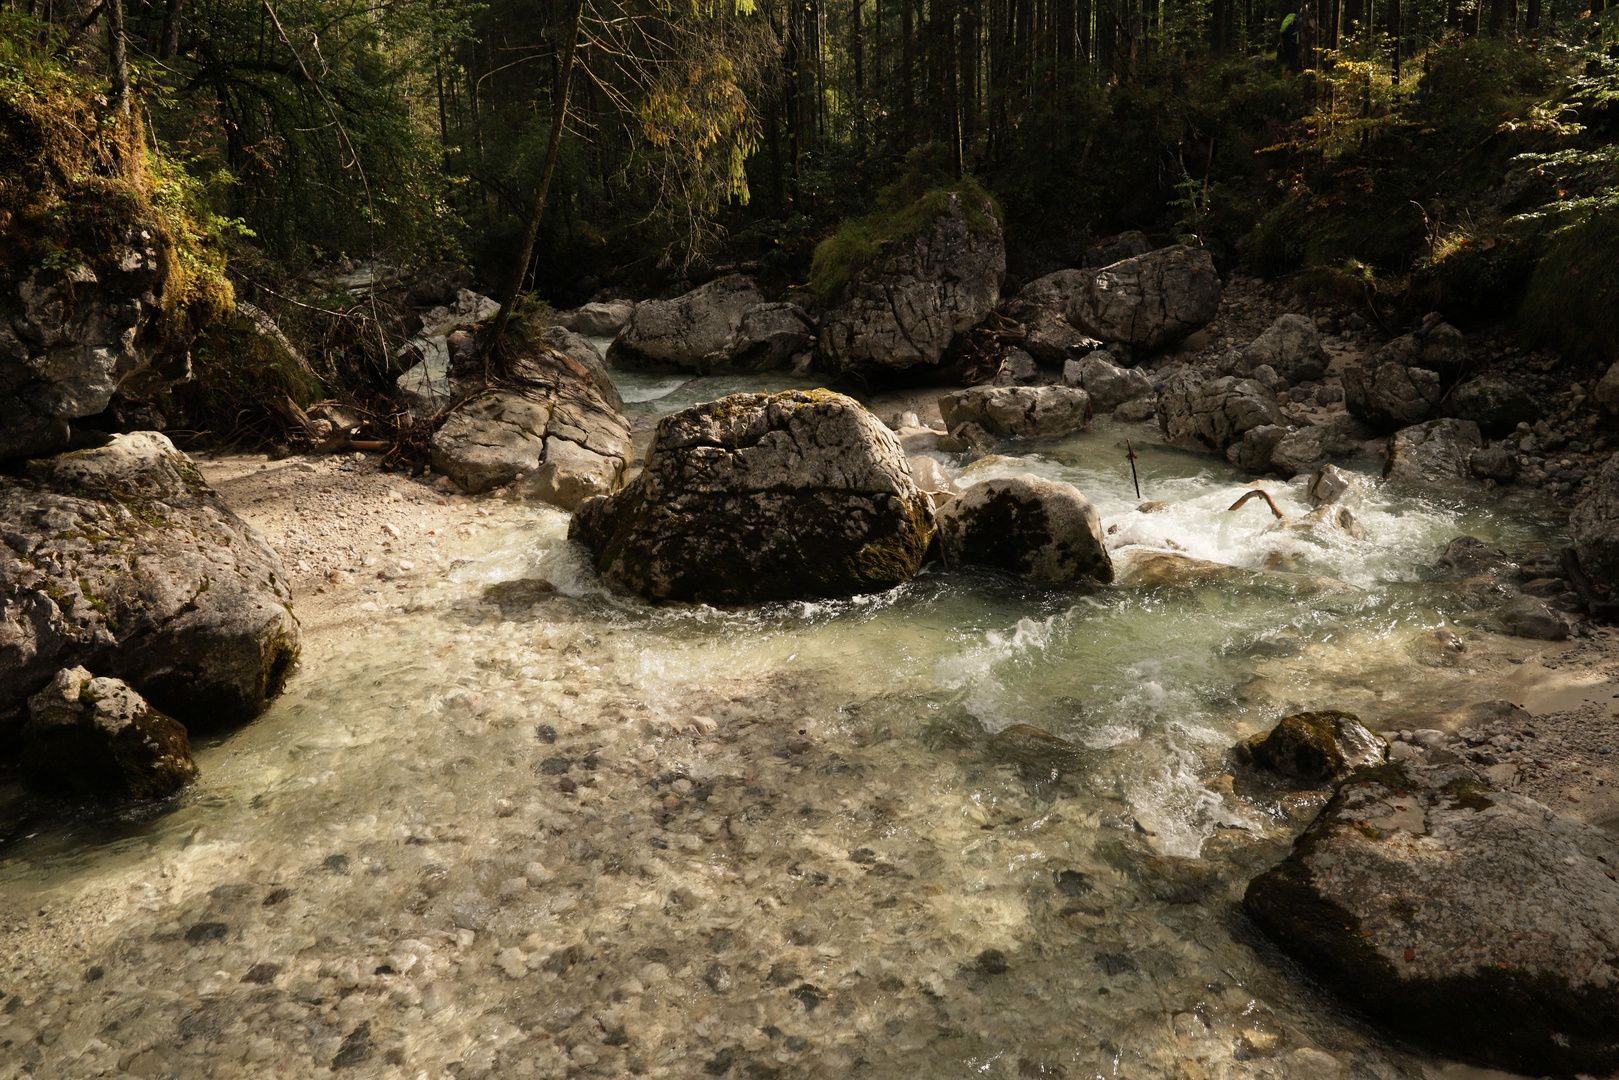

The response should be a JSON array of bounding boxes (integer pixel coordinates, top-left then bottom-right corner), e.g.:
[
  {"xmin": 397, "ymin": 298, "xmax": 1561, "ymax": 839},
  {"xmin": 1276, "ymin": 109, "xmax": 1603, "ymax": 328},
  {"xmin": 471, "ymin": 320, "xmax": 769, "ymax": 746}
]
[
  {"xmin": 819, "ymin": 193, "xmax": 1005, "ymax": 376},
  {"xmin": 937, "ymin": 475, "xmax": 1113, "ymax": 584},
  {"xmin": 1497, "ymin": 595, "xmax": 1571, "ymax": 640},
  {"xmin": 559, "ymin": 299, "xmax": 636, "ymax": 338},
  {"xmin": 938, "ymin": 385, "xmax": 1092, "ymax": 438},
  {"xmin": 1240, "ymin": 315, "xmax": 1327, "ymax": 384},
  {"xmin": 0, "ymin": 433, "xmax": 298, "ymax": 736},
  {"xmin": 1383, "ymin": 419, "xmax": 1483, "ymax": 485},
  {"xmin": 1438, "ymin": 536, "xmax": 1517, "ymax": 580},
  {"xmin": 22, "ymin": 667, "xmax": 196, "ymax": 799},
  {"xmin": 1002, "ymin": 270, "xmax": 1101, "ymax": 364},
  {"xmin": 1342, "ymin": 359, "xmax": 1443, "ymax": 432},
  {"xmin": 1234, "ymin": 711, "xmax": 1388, "ymax": 786},
  {"xmin": 1307, "ymin": 464, "xmax": 1367, "ymax": 509},
  {"xmin": 1063, "ymin": 351, "xmax": 1151, "ymax": 412},
  {"xmin": 537, "ymin": 327, "xmax": 624, "ymax": 414},
  {"xmin": 1069, "ymin": 245, "xmax": 1222, "ymax": 352},
  {"xmin": 609, "ymin": 275, "xmax": 809, "ymax": 374},
  {"xmin": 1267, "ymin": 422, "xmax": 1359, "ymax": 477},
  {"xmin": 1571, "ymin": 454, "xmax": 1619, "ymax": 589},
  {"xmin": 1443, "ymin": 377, "xmax": 1540, "ymax": 438},
  {"xmin": 1246, "ymin": 762, "xmax": 1619, "ymax": 1076},
  {"xmin": 1156, "ymin": 370, "xmax": 1282, "ymax": 455},
  {"xmin": 569, "ymin": 390, "xmax": 933, "ymax": 605},
  {"xmin": 1226, "ymin": 424, "xmax": 1288, "ymax": 472}
]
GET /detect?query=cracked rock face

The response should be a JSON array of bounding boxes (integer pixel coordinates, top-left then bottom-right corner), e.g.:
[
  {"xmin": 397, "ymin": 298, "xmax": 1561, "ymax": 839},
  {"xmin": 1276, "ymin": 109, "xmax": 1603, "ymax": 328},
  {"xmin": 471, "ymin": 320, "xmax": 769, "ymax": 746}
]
[
  {"xmin": 1383, "ymin": 418, "xmax": 1482, "ymax": 485},
  {"xmin": 0, "ymin": 433, "xmax": 299, "ymax": 743},
  {"xmin": 22, "ymin": 666, "xmax": 196, "ymax": 799},
  {"xmin": 938, "ymin": 385, "xmax": 1093, "ymax": 438},
  {"xmin": 1069, "ymin": 245, "xmax": 1222, "ymax": 352},
  {"xmin": 1156, "ymin": 370, "xmax": 1282, "ymax": 455},
  {"xmin": 937, "ymin": 475, "xmax": 1113, "ymax": 585},
  {"xmin": 1240, "ymin": 314, "xmax": 1327, "ymax": 384},
  {"xmin": 818, "ymin": 195, "xmax": 1005, "ymax": 376},
  {"xmin": 609, "ymin": 276, "xmax": 814, "ymax": 374},
  {"xmin": 1001, "ymin": 270, "xmax": 1101, "ymax": 364},
  {"xmin": 1443, "ymin": 376, "xmax": 1541, "ymax": 439},
  {"xmin": 569, "ymin": 390, "xmax": 934, "ymax": 605},
  {"xmin": 1063, "ymin": 352, "xmax": 1151, "ymax": 412},
  {"xmin": 1246, "ymin": 762, "xmax": 1619, "ymax": 1076}
]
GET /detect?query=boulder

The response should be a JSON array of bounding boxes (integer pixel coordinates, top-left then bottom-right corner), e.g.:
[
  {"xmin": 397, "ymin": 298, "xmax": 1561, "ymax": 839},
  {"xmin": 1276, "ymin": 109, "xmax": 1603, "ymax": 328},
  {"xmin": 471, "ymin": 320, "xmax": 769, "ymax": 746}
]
[
  {"xmin": 1226, "ymin": 424, "xmax": 1288, "ymax": 472},
  {"xmin": 1307, "ymin": 463, "xmax": 1367, "ymax": 509},
  {"xmin": 22, "ymin": 667, "xmax": 196, "ymax": 799},
  {"xmin": 1069, "ymin": 245, "xmax": 1222, "ymax": 352},
  {"xmin": 1113, "ymin": 396, "xmax": 1158, "ymax": 423},
  {"xmin": 1234, "ymin": 711, "xmax": 1387, "ymax": 785},
  {"xmin": 1156, "ymin": 370, "xmax": 1282, "ymax": 455},
  {"xmin": 1444, "ymin": 377, "xmax": 1540, "ymax": 438},
  {"xmin": 559, "ymin": 299, "xmax": 636, "ymax": 338},
  {"xmin": 938, "ymin": 385, "xmax": 1092, "ymax": 439},
  {"xmin": 1438, "ymin": 536, "xmax": 1517, "ymax": 580},
  {"xmin": 569, "ymin": 390, "xmax": 934, "ymax": 605},
  {"xmin": 936, "ymin": 475, "xmax": 1113, "ymax": 585},
  {"xmin": 819, "ymin": 193, "xmax": 1005, "ymax": 376},
  {"xmin": 906, "ymin": 456, "xmax": 958, "ymax": 499},
  {"xmin": 1377, "ymin": 320, "xmax": 1470, "ymax": 377},
  {"xmin": 0, "ymin": 433, "xmax": 299, "ymax": 737},
  {"xmin": 1267, "ymin": 422, "xmax": 1361, "ymax": 477},
  {"xmin": 1002, "ymin": 270, "xmax": 1102, "ymax": 364},
  {"xmin": 1570, "ymin": 454, "xmax": 1619, "ymax": 588},
  {"xmin": 1497, "ymin": 595, "xmax": 1571, "ymax": 640},
  {"xmin": 1063, "ymin": 351, "xmax": 1152, "ymax": 412},
  {"xmin": 1468, "ymin": 446, "xmax": 1519, "ymax": 483},
  {"xmin": 1383, "ymin": 419, "xmax": 1483, "ymax": 485},
  {"xmin": 1245, "ymin": 762, "xmax": 1619, "ymax": 1076},
  {"xmin": 1240, "ymin": 314, "xmax": 1327, "ymax": 383},
  {"xmin": 609, "ymin": 275, "xmax": 810, "ymax": 374},
  {"xmin": 1594, "ymin": 361, "xmax": 1619, "ymax": 415},
  {"xmin": 537, "ymin": 327, "xmax": 624, "ymax": 414},
  {"xmin": 1342, "ymin": 359, "xmax": 1443, "ymax": 431}
]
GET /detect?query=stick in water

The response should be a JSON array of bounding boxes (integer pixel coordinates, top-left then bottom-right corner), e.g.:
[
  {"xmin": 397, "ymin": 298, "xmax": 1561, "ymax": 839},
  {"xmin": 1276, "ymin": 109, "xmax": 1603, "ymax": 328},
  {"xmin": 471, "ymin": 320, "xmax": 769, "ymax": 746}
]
[
  {"xmin": 1126, "ymin": 440, "xmax": 1141, "ymax": 500},
  {"xmin": 1227, "ymin": 489, "xmax": 1287, "ymax": 520}
]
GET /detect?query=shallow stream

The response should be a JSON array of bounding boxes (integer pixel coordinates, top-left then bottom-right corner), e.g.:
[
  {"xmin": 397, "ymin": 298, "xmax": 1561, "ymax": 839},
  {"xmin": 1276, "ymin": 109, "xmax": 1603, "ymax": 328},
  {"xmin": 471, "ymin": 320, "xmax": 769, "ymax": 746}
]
[{"xmin": 0, "ymin": 371, "xmax": 1567, "ymax": 1080}]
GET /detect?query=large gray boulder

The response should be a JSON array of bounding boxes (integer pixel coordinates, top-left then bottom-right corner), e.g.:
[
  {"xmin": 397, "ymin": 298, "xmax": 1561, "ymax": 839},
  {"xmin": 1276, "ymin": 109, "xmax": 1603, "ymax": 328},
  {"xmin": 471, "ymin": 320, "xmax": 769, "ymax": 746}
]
[
  {"xmin": 22, "ymin": 666, "xmax": 196, "ymax": 799},
  {"xmin": 1063, "ymin": 351, "xmax": 1151, "ymax": 412},
  {"xmin": 1156, "ymin": 370, "xmax": 1282, "ymax": 455},
  {"xmin": 1002, "ymin": 270, "xmax": 1101, "ymax": 364},
  {"xmin": 937, "ymin": 475, "xmax": 1113, "ymax": 584},
  {"xmin": 1443, "ymin": 377, "xmax": 1540, "ymax": 438},
  {"xmin": 569, "ymin": 390, "xmax": 934, "ymax": 605},
  {"xmin": 1225, "ymin": 424, "xmax": 1288, "ymax": 471},
  {"xmin": 819, "ymin": 193, "xmax": 1005, "ymax": 376},
  {"xmin": 559, "ymin": 299, "xmax": 636, "ymax": 338},
  {"xmin": 1343, "ymin": 359, "xmax": 1443, "ymax": 431},
  {"xmin": 1240, "ymin": 314, "xmax": 1327, "ymax": 383},
  {"xmin": 1069, "ymin": 245, "xmax": 1222, "ymax": 352},
  {"xmin": 1383, "ymin": 418, "xmax": 1482, "ymax": 485},
  {"xmin": 0, "ymin": 433, "xmax": 299, "ymax": 740},
  {"xmin": 609, "ymin": 275, "xmax": 812, "ymax": 374},
  {"xmin": 1246, "ymin": 761, "xmax": 1619, "ymax": 1076},
  {"xmin": 1571, "ymin": 454, "xmax": 1619, "ymax": 589},
  {"xmin": 938, "ymin": 385, "xmax": 1092, "ymax": 439}
]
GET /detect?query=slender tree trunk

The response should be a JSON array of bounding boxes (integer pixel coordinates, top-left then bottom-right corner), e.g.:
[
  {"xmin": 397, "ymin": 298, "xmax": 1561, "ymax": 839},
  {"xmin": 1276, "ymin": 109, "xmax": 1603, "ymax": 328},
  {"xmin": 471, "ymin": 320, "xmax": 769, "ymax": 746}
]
[
  {"xmin": 107, "ymin": 0, "xmax": 130, "ymax": 116},
  {"xmin": 1389, "ymin": 0, "xmax": 1400, "ymax": 82},
  {"xmin": 158, "ymin": 0, "xmax": 183, "ymax": 57},
  {"xmin": 483, "ymin": 0, "xmax": 585, "ymax": 362},
  {"xmin": 1526, "ymin": 0, "xmax": 1540, "ymax": 34},
  {"xmin": 852, "ymin": 0, "xmax": 864, "ymax": 100},
  {"xmin": 1487, "ymin": 0, "xmax": 1505, "ymax": 33}
]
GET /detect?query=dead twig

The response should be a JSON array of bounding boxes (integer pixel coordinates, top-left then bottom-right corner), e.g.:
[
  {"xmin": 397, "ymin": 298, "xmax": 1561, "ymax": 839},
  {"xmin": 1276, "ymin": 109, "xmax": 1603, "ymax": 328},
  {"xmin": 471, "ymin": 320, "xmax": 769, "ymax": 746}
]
[{"xmin": 1228, "ymin": 489, "xmax": 1287, "ymax": 520}]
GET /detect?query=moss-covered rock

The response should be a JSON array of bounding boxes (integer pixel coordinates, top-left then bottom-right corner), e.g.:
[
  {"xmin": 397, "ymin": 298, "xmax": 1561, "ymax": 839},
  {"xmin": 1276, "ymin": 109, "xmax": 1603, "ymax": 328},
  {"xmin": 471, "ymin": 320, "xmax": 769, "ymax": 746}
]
[
  {"xmin": 21, "ymin": 666, "xmax": 196, "ymax": 800},
  {"xmin": 1245, "ymin": 762, "xmax": 1619, "ymax": 1076},
  {"xmin": 1234, "ymin": 710, "xmax": 1387, "ymax": 785},
  {"xmin": 569, "ymin": 390, "xmax": 934, "ymax": 605}
]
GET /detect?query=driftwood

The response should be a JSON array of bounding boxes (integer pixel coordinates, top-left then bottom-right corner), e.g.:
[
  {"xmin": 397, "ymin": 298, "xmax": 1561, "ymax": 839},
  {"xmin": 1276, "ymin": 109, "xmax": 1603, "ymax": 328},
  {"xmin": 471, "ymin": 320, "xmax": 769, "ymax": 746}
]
[{"xmin": 1227, "ymin": 489, "xmax": 1287, "ymax": 520}]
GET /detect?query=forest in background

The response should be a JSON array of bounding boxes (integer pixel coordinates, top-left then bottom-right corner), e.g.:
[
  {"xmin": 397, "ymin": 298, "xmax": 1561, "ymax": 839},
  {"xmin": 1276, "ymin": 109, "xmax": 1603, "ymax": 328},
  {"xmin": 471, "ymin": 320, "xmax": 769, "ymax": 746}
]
[{"xmin": 1, "ymin": 0, "xmax": 1617, "ymax": 423}]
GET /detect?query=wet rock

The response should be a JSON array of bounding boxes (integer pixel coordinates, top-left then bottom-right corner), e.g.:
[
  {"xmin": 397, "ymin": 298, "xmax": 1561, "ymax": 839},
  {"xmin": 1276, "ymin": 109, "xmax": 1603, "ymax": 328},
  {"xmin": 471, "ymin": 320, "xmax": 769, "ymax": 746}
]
[
  {"xmin": 938, "ymin": 385, "xmax": 1092, "ymax": 439},
  {"xmin": 21, "ymin": 667, "xmax": 196, "ymax": 799},
  {"xmin": 986, "ymin": 723, "xmax": 1085, "ymax": 779},
  {"xmin": 1444, "ymin": 377, "xmax": 1540, "ymax": 438},
  {"xmin": 1342, "ymin": 360, "xmax": 1442, "ymax": 432},
  {"xmin": 1063, "ymin": 352, "xmax": 1151, "ymax": 412},
  {"xmin": 1234, "ymin": 711, "xmax": 1388, "ymax": 786},
  {"xmin": 1306, "ymin": 464, "xmax": 1367, "ymax": 509},
  {"xmin": 1438, "ymin": 536, "xmax": 1517, "ymax": 580},
  {"xmin": 1569, "ymin": 454, "xmax": 1619, "ymax": 590},
  {"xmin": 609, "ymin": 275, "xmax": 807, "ymax": 374},
  {"xmin": 1497, "ymin": 595, "xmax": 1571, "ymax": 640},
  {"xmin": 1268, "ymin": 422, "xmax": 1365, "ymax": 478},
  {"xmin": 1069, "ymin": 245, "xmax": 1222, "ymax": 351},
  {"xmin": 1157, "ymin": 370, "xmax": 1282, "ymax": 455},
  {"xmin": 570, "ymin": 390, "xmax": 933, "ymax": 604},
  {"xmin": 558, "ymin": 299, "xmax": 636, "ymax": 338},
  {"xmin": 1245, "ymin": 762, "xmax": 1619, "ymax": 1076},
  {"xmin": 1467, "ymin": 446, "xmax": 1519, "ymax": 483},
  {"xmin": 907, "ymin": 456, "xmax": 958, "ymax": 506},
  {"xmin": 937, "ymin": 475, "xmax": 1113, "ymax": 584},
  {"xmin": 1226, "ymin": 424, "xmax": 1287, "ymax": 472},
  {"xmin": 819, "ymin": 193, "xmax": 1005, "ymax": 376},
  {"xmin": 482, "ymin": 578, "xmax": 558, "ymax": 613},
  {"xmin": 1240, "ymin": 314, "xmax": 1327, "ymax": 384},
  {"xmin": 1382, "ymin": 419, "xmax": 1482, "ymax": 485},
  {"xmin": 1113, "ymin": 396, "xmax": 1158, "ymax": 423},
  {"xmin": 0, "ymin": 433, "xmax": 298, "ymax": 736}
]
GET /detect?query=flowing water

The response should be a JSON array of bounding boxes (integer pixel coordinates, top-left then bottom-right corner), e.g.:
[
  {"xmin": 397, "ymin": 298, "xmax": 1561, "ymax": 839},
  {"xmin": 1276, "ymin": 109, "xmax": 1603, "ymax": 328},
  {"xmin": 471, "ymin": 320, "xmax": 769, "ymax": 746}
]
[{"xmin": 0, "ymin": 370, "xmax": 1567, "ymax": 1080}]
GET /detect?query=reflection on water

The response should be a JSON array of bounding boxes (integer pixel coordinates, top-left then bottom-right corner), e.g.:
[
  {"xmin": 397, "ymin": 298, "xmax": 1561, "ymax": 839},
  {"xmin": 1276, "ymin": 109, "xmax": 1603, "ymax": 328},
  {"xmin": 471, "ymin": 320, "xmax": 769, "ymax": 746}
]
[{"xmin": 0, "ymin": 383, "xmax": 1562, "ymax": 1079}]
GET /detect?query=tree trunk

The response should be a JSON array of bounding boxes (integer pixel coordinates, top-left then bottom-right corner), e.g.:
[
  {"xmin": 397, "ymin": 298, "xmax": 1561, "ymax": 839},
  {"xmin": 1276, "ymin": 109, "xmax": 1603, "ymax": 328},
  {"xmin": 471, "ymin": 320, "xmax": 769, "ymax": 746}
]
[
  {"xmin": 107, "ymin": 0, "xmax": 130, "ymax": 116},
  {"xmin": 852, "ymin": 0, "xmax": 864, "ymax": 100},
  {"xmin": 482, "ymin": 0, "xmax": 586, "ymax": 364},
  {"xmin": 158, "ymin": 0, "xmax": 183, "ymax": 58},
  {"xmin": 1526, "ymin": 0, "xmax": 1540, "ymax": 34},
  {"xmin": 1389, "ymin": 0, "xmax": 1400, "ymax": 82},
  {"xmin": 1487, "ymin": 0, "xmax": 1505, "ymax": 33}
]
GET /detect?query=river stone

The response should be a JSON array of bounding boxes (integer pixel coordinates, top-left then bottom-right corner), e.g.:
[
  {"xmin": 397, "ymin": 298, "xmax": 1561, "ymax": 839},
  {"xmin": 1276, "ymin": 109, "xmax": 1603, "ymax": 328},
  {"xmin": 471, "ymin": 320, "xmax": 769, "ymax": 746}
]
[
  {"xmin": 22, "ymin": 666, "xmax": 196, "ymax": 799},
  {"xmin": 938, "ymin": 386, "xmax": 1092, "ymax": 438},
  {"xmin": 1569, "ymin": 454, "xmax": 1619, "ymax": 591},
  {"xmin": 1307, "ymin": 464, "xmax": 1366, "ymax": 508},
  {"xmin": 1234, "ymin": 711, "xmax": 1387, "ymax": 786},
  {"xmin": 1069, "ymin": 245, "xmax": 1222, "ymax": 351},
  {"xmin": 1383, "ymin": 419, "xmax": 1483, "ymax": 485},
  {"xmin": 906, "ymin": 456, "xmax": 957, "ymax": 498},
  {"xmin": 558, "ymin": 299, "xmax": 636, "ymax": 338},
  {"xmin": 0, "ymin": 432, "xmax": 298, "ymax": 739},
  {"xmin": 609, "ymin": 275, "xmax": 807, "ymax": 374},
  {"xmin": 1063, "ymin": 351, "xmax": 1151, "ymax": 412},
  {"xmin": 936, "ymin": 475, "xmax": 1113, "ymax": 585},
  {"xmin": 1438, "ymin": 536, "xmax": 1517, "ymax": 580},
  {"xmin": 1268, "ymin": 423, "xmax": 1352, "ymax": 477},
  {"xmin": 1240, "ymin": 314, "xmax": 1327, "ymax": 383},
  {"xmin": 569, "ymin": 390, "xmax": 933, "ymax": 605},
  {"xmin": 819, "ymin": 193, "xmax": 1005, "ymax": 376},
  {"xmin": 1226, "ymin": 424, "xmax": 1288, "ymax": 472},
  {"xmin": 1157, "ymin": 370, "xmax": 1282, "ymax": 455},
  {"xmin": 1443, "ymin": 377, "xmax": 1539, "ymax": 438},
  {"xmin": 1342, "ymin": 360, "xmax": 1443, "ymax": 432},
  {"xmin": 1497, "ymin": 595, "xmax": 1571, "ymax": 640},
  {"xmin": 1245, "ymin": 761, "xmax": 1619, "ymax": 1076}
]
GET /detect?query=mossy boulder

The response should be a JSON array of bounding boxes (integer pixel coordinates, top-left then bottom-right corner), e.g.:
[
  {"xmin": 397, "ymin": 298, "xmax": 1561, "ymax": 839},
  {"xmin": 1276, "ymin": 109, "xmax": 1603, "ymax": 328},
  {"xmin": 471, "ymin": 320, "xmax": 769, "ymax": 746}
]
[
  {"xmin": 0, "ymin": 433, "xmax": 299, "ymax": 746},
  {"xmin": 1246, "ymin": 762, "xmax": 1619, "ymax": 1076},
  {"xmin": 569, "ymin": 390, "xmax": 934, "ymax": 605},
  {"xmin": 22, "ymin": 666, "xmax": 196, "ymax": 800},
  {"xmin": 1234, "ymin": 710, "xmax": 1388, "ymax": 785},
  {"xmin": 936, "ymin": 475, "xmax": 1113, "ymax": 585}
]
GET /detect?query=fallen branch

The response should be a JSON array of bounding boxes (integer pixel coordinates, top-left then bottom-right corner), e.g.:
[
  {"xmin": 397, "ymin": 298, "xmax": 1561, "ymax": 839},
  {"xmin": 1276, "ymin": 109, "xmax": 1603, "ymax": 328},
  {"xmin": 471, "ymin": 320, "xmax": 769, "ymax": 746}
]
[{"xmin": 1228, "ymin": 489, "xmax": 1286, "ymax": 520}]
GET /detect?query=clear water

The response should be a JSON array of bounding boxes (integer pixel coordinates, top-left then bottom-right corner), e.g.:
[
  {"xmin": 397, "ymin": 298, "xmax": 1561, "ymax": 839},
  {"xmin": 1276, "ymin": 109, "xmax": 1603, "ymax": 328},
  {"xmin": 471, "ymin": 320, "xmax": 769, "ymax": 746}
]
[{"xmin": 0, "ymin": 378, "xmax": 1565, "ymax": 1080}]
